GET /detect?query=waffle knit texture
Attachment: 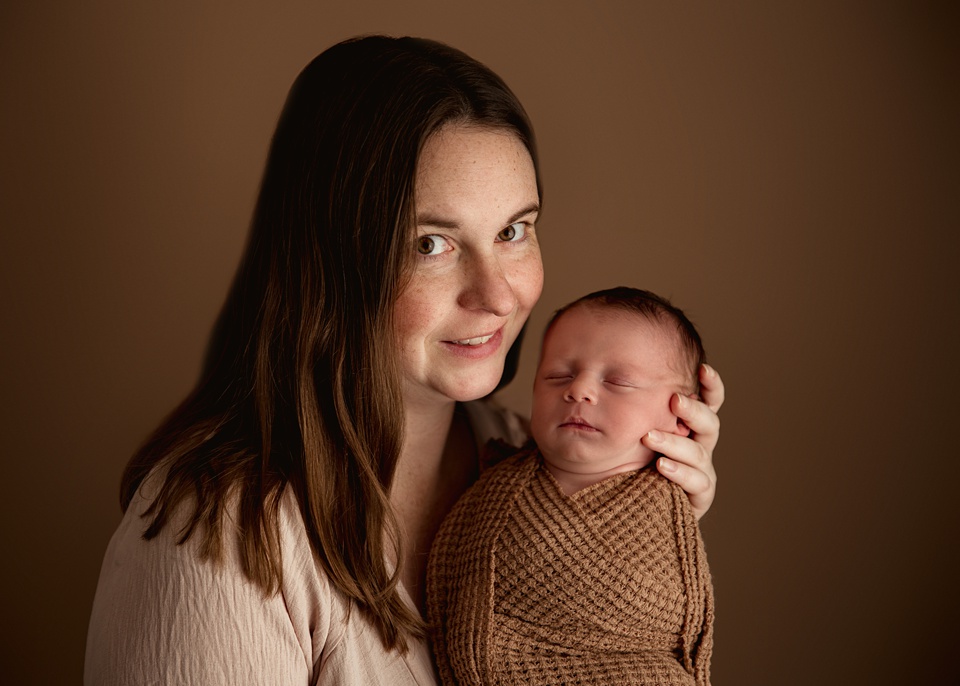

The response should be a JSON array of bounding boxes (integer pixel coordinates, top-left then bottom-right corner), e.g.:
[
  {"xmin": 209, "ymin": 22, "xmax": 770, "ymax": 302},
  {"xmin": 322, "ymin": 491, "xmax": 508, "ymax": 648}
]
[{"xmin": 427, "ymin": 446, "xmax": 714, "ymax": 685}]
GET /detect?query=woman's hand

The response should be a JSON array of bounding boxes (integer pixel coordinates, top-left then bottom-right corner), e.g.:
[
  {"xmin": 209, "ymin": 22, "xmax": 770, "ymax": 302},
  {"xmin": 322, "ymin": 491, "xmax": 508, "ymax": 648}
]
[{"xmin": 643, "ymin": 364, "xmax": 724, "ymax": 520}]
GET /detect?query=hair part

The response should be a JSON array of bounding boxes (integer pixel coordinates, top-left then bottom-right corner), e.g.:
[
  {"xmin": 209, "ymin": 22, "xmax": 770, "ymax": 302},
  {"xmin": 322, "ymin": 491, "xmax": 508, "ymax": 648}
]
[
  {"xmin": 121, "ymin": 35, "xmax": 539, "ymax": 651},
  {"xmin": 544, "ymin": 286, "xmax": 706, "ymax": 393}
]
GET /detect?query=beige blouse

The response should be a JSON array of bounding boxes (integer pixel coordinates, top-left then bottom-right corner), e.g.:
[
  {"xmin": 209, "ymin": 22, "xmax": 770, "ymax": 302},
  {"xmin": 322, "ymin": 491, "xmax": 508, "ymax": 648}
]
[{"xmin": 84, "ymin": 400, "xmax": 528, "ymax": 686}]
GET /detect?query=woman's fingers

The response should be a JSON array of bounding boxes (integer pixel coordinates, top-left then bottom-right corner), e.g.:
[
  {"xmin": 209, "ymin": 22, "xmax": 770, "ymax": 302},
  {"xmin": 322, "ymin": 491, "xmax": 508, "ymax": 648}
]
[
  {"xmin": 647, "ymin": 427, "xmax": 716, "ymax": 520},
  {"xmin": 699, "ymin": 364, "xmax": 725, "ymax": 413},
  {"xmin": 674, "ymin": 388, "xmax": 720, "ymax": 455},
  {"xmin": 642, "ymin": 365, "xmax": 725, "ymax": 520},
  {"xmin": 654, "ymin": 452, "xmax": 715, "ymax": 521}
]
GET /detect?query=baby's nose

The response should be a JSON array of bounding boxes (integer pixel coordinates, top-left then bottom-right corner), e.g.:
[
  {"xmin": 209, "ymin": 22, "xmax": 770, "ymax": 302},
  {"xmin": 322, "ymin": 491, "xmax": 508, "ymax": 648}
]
[{"xmin": 564, "ymin": 376, "xmax": 597, "ymax": 404}]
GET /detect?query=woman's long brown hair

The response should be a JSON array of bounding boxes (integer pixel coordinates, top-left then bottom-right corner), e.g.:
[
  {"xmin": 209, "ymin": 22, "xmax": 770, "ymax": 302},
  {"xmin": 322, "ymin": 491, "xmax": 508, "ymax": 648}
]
[{"xmin": 120, "ymin": 35, "xmax": 539, "ymax": 651}]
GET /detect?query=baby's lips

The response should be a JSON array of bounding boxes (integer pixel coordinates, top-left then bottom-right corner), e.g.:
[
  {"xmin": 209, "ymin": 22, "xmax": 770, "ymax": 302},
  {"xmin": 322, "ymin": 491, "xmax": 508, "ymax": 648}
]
[{"xmin": 560, "ymin": 417, "xmax": 598, "ymax": 430}]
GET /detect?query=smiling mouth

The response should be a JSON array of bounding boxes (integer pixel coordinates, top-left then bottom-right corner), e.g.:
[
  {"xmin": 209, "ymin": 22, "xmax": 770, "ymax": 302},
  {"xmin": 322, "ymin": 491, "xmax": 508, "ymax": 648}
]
[{"xmin": 452, "ymin": 333, "xmax": 495, "ymax": 346}]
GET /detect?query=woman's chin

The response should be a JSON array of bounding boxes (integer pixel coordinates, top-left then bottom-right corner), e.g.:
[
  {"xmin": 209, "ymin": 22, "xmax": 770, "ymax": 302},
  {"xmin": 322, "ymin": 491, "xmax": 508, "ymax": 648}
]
[
  {"xmin": 444, "ymin": 371, "xmax": 504, "ymax": 403},
  {"xmin": 452, "ymin": 381, "xmax": 501, "ymax": 403}
]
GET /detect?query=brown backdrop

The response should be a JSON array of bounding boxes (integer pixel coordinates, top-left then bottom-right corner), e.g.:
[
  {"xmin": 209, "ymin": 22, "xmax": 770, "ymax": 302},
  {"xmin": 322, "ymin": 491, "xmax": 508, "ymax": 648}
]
[{"xmin": 2, "ymin": 2, "xmax": 957, "ymax": 683}]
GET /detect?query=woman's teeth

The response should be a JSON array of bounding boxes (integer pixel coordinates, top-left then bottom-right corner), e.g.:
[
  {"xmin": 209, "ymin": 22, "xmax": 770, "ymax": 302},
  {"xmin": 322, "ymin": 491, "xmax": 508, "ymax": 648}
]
[{"xmin": 454, "ymin": 334, "xmax": 493, "ymax": 346}]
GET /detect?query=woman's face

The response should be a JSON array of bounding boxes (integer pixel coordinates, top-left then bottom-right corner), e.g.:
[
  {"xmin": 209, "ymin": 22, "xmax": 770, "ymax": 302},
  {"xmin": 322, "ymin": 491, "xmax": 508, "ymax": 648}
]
[{"xmin": 395, "ymin": 124, "xmax": 543, "ymax": 408}]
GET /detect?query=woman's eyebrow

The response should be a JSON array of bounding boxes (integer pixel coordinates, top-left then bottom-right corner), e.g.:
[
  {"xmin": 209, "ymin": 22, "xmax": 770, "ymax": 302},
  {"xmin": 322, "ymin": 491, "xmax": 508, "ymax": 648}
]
[
  {"xmin": 416, "ymin": 213, "xmax": 459, "ymax": 230},
  {"xmin": 416, "ymin": 202, "xmax": 540, "ymax": 230},
  {"xmin": 506, "ymin": 202, "xmax": 541, "ymax": 224}
]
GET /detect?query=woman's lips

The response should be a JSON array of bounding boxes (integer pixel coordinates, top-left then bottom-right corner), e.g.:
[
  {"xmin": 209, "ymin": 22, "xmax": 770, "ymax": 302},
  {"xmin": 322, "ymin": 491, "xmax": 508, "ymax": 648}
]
[
  {"xmin": 441, "ymin": 328, "xmax": 504, "ymax": 359},
  {"xmin": 452, "ymin": 333, "xmax": 494, "ymax": 346}
]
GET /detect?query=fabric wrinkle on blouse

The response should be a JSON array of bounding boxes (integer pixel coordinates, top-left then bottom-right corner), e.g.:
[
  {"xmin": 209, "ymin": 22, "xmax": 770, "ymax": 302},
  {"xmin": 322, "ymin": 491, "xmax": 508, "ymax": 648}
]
[{"xmin": 84, "ymin": 398, "xmax": 529, "ymax": 686}]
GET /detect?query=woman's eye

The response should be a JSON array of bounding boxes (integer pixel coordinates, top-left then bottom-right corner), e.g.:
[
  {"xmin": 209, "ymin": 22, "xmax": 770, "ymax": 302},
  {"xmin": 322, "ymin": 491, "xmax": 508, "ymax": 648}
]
[
  {"xmin": 497, "ymin": 222, "xmax": 526, "ymax": 242},
  {"xmin": 417, "ymin": 235, "xmax": 450, "ymax": 256}
]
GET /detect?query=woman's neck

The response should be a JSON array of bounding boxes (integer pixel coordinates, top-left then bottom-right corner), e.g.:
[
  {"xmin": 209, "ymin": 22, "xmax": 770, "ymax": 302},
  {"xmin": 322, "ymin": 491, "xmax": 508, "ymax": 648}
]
[
  {"xmin": 391, "ymin": 400, "xmax": 479, "ymax": 612},
  {"xmin": 399, "ymin": 399, "xmax": 459, "ymax": 473}
]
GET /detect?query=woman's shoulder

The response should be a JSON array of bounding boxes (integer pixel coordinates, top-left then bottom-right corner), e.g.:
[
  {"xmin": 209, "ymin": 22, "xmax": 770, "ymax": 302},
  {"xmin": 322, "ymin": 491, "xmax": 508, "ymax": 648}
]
[
  {"xmin": 86, "ymin": 470, "xmax": 343, "ymax": 684},
  {"xmin": 87, "ymin": 467, "xmax": 439, "ymax": 685}
]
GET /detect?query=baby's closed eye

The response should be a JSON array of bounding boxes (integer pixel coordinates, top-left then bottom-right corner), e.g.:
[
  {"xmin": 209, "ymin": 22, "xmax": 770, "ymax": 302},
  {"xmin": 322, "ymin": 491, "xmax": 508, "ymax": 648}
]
[{"xmin": 603, "ymin": 378, "xmax": 636, "ymax": 389}]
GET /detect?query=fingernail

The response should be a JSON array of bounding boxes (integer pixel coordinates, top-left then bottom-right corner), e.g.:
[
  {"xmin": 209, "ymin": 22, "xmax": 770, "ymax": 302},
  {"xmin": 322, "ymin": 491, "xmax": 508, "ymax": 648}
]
[
  {"xmin": 647, "ymin": 430, "xmax": 663, "ymax": 444},
  {"xmin": 658, "ymin": 457, "xmax": 677, "ymax": 473},
  {"xmin": 676, "ymin": 393, "xmax": 687, "ymax": 409},
  {"xmin": 702, "ymin": 363, "xmax": 714, "ymax": 377}
]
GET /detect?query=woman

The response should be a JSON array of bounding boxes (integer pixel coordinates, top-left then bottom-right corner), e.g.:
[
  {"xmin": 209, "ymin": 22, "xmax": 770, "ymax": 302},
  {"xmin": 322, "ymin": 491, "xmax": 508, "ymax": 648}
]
[{"xmin": 85, "ymin": 35, "xmax": 723, "ymax": 685}]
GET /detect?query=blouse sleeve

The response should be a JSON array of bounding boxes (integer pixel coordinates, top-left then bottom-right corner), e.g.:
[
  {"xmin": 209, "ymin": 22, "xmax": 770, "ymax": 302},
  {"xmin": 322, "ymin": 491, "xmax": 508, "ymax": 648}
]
[{"xmin": 84, "ymin": 475, "xmax": 337, "ymax": 685}]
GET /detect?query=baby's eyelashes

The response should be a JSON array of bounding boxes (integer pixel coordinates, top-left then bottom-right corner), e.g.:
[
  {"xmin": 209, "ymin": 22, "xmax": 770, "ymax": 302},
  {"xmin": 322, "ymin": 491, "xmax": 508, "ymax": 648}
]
[{"xmin": 603, "ymin": 378, "xmax": 635, "ymax": 388}]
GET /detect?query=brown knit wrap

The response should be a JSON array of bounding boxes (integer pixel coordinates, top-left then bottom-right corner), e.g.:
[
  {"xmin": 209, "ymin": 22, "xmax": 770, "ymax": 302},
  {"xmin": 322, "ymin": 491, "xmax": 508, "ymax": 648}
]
[{"xmin": 427, "ymin": 447, "xmax": 714, "ymax": 685}]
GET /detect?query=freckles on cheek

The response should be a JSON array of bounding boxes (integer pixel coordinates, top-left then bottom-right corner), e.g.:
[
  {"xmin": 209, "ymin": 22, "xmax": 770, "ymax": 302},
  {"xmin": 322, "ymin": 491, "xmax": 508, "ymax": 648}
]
[
  {"xmin": 509, "ymin": 256, "xmax": 544, "ymax": 306},
  {"xmin": 395, "ymin": 284, "xmax": 435, "ymax": 351},
  {"xmin": 528, "ymin": 256, "xmax": 545, "ymax": 301}
]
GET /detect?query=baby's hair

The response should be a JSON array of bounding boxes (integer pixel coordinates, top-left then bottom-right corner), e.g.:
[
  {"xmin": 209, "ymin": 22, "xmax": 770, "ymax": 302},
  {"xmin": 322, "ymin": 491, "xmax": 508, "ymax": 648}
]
[{"xmin": 545, "ymin": 286, "xmax": 706, "ymax": 392}]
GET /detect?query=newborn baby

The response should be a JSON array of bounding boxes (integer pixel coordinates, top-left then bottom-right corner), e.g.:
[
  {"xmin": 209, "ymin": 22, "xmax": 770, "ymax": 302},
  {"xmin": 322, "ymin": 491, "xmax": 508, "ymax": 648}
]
[{"xmin": 428, "ymin": 287, "xmax": 714, "ymax": 685}]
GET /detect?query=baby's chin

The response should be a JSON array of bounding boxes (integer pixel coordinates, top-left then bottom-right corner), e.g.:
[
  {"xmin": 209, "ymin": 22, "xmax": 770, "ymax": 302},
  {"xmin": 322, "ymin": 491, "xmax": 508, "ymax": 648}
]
[
  {"xmin": 542, "ymin": 453, "xmax": 656, "ymax": 495},
  {"xmin": 543, "ymin": 450, "xmax": 656, "ymax": 478},
  {"xmin": 543, "ymin": 451, "xmax": 656, "ymax": 490}
]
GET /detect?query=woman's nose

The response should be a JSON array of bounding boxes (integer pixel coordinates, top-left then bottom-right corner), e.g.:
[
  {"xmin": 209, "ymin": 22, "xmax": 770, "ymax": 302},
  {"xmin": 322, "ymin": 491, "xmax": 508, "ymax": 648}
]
[
  {"xmin": 458, "ymin": 253, "xmax": 517, "ymax": 317},
  {"xmin": 563, "ymin": 376, "xmax": 597, "ymax": 404}
]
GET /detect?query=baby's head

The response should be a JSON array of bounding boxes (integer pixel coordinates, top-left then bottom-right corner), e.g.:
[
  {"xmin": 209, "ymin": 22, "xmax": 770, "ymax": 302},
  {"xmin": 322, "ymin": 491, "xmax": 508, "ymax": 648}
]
[{"xmin": 530, "ymin": 287, "xmax": 705, "ymax": 491}]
